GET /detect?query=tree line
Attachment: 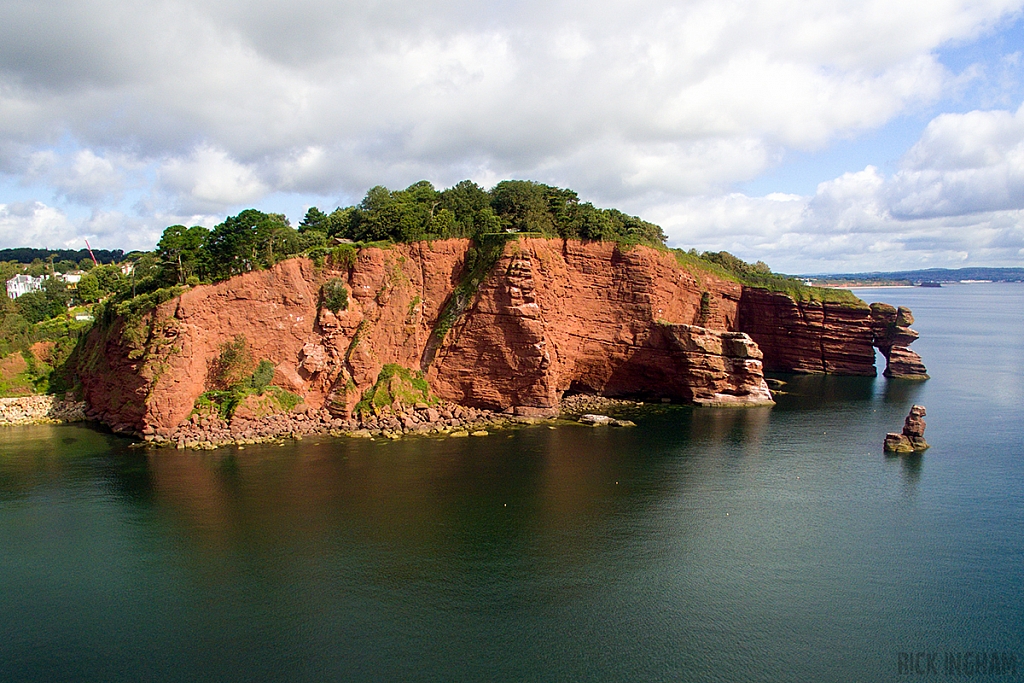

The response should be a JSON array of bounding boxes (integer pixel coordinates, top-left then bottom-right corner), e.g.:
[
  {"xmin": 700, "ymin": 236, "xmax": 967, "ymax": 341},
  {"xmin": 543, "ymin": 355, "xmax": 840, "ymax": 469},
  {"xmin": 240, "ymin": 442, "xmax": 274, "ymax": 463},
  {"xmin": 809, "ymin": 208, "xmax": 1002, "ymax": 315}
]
[
  {"xmin": 153, "ymin": 180, "xmax": 668, "ymax": 287},
  {"xmin": 6, "ymin": 178, "xmax": 666, "ymax": 355},
  {"xmin": 0, "ymin": 248, "xmax": 124, "ymax": 266}
]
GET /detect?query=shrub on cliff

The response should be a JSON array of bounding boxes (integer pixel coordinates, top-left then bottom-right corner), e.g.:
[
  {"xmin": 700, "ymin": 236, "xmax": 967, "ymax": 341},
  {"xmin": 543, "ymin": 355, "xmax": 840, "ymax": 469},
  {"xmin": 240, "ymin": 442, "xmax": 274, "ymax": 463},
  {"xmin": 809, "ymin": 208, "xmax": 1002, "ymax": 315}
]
[
  {"xmin": 194, "ymin": 357, "xmax": 300, "ymax": 420},
  {"xmin": 321, "ymin": 279, "xmax": 349, "ymax": 314},
  {"xmin": 246, "ymin": 359, "xmax": 276, "ymax": 392},
  {"xmin": 353, "ymin": 364, "xmax": 435, "ymax": 418},
  {"xmin": 330, "ymin": 244, "xmax": 357, "ymax": 269},
  {"xmin": 208, "ymin": 334, "xmax": 255, "ymax": 389}
]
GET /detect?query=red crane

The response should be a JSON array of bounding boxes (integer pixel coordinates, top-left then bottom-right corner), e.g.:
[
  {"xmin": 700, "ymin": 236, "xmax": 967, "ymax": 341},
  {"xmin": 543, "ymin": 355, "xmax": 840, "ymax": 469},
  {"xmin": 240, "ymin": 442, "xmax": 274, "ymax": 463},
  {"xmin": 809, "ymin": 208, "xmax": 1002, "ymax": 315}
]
[{"xmin": 84, "ymin": 239, "xmax": 99, "ymax": 267}]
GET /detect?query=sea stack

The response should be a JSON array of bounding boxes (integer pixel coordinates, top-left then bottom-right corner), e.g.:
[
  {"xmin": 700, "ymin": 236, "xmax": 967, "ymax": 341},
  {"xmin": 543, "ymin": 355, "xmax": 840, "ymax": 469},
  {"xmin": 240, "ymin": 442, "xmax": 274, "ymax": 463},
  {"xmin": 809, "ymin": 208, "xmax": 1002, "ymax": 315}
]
[
  {"xmin": 870, "ymin": 304, "xmax": 929, "ymax": 379},
  {"xmin": 884, "ymin": 405, "xmax": 930, "ymax": 453}
]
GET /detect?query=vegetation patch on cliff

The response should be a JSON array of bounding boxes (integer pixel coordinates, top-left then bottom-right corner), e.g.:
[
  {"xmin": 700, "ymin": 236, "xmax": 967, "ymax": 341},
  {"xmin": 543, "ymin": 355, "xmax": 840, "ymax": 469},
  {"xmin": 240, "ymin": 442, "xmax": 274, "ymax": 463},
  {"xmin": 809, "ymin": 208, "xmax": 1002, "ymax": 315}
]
[
  {"xmin": 674, "ymin": 249, "xmax": 864, "ymax": 305},
  {"xmin": 432, "ymin": 233, "xmax": 515, "ymax": 342},
  {"xmin": 321, "ymin": 278, "xmax": 350, "ymax": 313},
  {"xmin": 0, "ymin": 305, "xmax": 94, "ymax": 397},
  {"xmin": 195, "ymin": 352, "xmax": 301, "ymax": 420},
  {"xmin": 353, "ymin": 364, "xmax": 435, "ymax": 418}
]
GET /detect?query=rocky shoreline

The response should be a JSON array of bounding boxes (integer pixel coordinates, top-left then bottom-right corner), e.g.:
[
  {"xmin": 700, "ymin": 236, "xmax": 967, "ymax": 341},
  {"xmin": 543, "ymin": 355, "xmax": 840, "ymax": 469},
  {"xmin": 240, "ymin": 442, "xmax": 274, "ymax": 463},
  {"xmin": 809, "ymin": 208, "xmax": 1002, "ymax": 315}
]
[
  {"xmin": 0, "ymin": 395, "xmax": 88, "ymax": 426},
  {"xmin": 148, "ymin": 393, "xmax": 646, "ymax": 450}
]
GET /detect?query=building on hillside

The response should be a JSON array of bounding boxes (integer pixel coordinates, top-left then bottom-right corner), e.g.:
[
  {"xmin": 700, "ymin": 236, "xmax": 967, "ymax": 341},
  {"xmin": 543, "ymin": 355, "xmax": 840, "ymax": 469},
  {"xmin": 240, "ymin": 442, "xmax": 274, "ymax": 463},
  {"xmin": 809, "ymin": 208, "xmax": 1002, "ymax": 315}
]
[
  {"xmin": 6, "ymin": 271, "xmax": 84, "ymax": 299},
  {"xmin": 58, "ymin": 272, "xmax": 82, "ymax": 288},
  {"xmin": 5, "ymin": 274, "xmax": 45, "ymax": 300}
]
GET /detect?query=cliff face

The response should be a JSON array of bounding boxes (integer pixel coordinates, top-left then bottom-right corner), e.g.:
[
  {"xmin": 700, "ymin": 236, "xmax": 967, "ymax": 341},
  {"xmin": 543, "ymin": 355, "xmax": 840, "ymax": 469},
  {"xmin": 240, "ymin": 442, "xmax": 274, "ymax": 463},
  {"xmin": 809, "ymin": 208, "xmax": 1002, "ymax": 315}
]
[
  {"xmin": 869, "ymin": 303, "xmax": 929, "ymax": 379},
  {"xmin": 737, "ymin": 288, "xmax": 927, "ymax": 379},
  {"xmin": 738, "ymin": 289, "xmax": 877, "ymax": 375},
  {"xmin": 76, "ymin": 239, "xmax": 928, "ymax": 436},
  {"xmin": 427, "ymin": 239, "xmax": 763, "ymax": 411},
  {"xmin": 77, "ymin": 239, "xmax": 774, "ymax": 435}
]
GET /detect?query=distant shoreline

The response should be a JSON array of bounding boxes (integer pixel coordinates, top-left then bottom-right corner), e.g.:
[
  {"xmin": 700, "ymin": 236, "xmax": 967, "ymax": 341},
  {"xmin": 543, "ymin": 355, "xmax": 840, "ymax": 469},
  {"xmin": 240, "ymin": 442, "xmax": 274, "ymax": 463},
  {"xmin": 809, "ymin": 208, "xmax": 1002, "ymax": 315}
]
[{"xmin": 841, "ymin": 285, "xmax": 916, "ymax": 289}]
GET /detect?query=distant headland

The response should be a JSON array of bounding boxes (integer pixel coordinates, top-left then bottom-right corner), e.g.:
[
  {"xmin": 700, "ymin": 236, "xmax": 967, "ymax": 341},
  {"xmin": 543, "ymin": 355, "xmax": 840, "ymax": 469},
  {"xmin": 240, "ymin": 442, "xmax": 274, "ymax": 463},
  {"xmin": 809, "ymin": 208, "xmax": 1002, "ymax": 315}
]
[{"xmin": 799, "ymin": 267, "xmax": 1024, "ymax": 288}]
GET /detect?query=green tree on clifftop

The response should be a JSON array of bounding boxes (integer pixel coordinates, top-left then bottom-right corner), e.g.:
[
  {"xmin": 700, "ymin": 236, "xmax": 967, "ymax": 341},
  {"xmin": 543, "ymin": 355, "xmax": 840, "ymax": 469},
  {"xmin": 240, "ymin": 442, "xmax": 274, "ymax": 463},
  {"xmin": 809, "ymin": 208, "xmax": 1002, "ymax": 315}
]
[{"xmin": 157, "ymin": 225, "xmax": 210, "ymax": 284}]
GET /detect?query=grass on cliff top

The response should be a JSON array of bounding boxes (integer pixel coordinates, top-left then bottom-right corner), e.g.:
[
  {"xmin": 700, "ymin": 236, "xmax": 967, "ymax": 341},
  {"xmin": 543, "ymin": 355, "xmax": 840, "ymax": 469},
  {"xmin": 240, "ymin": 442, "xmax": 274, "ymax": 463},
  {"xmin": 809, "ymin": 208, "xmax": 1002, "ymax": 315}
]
[
  {"xmin": 672, "ymin": 249, "xmax": 865, "ymax": 306},
  {"xmin": 354, "ymin": 363, "xmax": 435, "ymax": 418}
]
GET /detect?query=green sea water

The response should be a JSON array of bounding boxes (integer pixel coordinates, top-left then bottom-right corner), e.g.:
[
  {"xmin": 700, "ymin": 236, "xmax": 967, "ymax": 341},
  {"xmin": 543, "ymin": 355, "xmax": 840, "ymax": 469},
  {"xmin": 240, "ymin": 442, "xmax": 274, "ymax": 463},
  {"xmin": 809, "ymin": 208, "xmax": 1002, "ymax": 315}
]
[{"xmin": 1, "ymin": 283, "xmax": 1022, "ymax": 682}]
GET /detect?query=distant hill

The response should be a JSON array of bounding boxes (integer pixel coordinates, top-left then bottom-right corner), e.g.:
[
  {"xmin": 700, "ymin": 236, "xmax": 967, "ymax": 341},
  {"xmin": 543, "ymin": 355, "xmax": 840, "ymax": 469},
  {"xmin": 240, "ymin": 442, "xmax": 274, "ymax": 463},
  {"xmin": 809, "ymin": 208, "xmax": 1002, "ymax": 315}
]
[
  {"xmin": 803, "ymin": 267, "xmax": 1024, "ymax": 283},
  {"xmin": 0, "ymin": 247, "xmax": 125, "ymax": 265}
]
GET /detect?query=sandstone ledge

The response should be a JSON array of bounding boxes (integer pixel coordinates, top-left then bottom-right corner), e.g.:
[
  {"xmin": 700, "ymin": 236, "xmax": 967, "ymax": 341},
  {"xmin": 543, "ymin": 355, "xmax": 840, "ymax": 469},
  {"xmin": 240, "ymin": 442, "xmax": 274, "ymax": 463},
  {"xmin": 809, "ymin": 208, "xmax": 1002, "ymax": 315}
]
[
  {"xmin": 139, "ymin": 394, "xmax": 670, "ymax": 450},
  {"xmin": 693, "ymin": 394, "xmax": 776, "ymax": 407},
  {"xmin": 0, "ymin": 395, "xmax": 88, "ymax": 426},
  {"xmin": 153, "ymin": 400, "xmax": 539, "ymax": 450}
]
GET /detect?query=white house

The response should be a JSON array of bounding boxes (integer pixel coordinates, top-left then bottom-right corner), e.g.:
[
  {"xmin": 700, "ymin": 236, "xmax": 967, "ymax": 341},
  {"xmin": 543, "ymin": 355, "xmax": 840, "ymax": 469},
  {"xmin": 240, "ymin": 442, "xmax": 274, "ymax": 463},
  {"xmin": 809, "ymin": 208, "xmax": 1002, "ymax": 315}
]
[
  {"xmin": 5, "ymin": 274, "xmax": 44, "ymax": 300},
  {"xmin": 5, "ymin": 271, "xmax": 84, "ymax": 299}
]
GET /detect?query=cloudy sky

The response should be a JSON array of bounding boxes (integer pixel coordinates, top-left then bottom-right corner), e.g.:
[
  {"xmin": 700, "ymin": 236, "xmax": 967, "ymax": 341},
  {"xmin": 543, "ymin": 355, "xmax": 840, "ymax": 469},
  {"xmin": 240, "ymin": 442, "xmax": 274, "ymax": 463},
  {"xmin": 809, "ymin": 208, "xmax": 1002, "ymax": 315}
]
[{"xmin": 1, "ymin": 0, "xmax": 1023, "ymax": 273}]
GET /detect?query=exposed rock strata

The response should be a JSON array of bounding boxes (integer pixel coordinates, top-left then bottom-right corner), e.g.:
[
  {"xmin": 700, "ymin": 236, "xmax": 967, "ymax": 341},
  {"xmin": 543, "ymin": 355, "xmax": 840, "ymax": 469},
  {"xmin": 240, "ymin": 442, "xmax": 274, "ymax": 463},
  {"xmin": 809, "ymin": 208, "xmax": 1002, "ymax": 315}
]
[
  {"xmin": 738, "ymin": 288, "xmax": 876, "ymax": 375},
  {"xmin": 739, "ymin": 289, "xmax": 928, "ymax": 379},
  {"xmin": 884, "ymin": 404, "xmax": 929, "ymax": 452},
  {"xmin": 75, "ymin": 239, "xmax": 923, "ymax": 439},
  {"xmin": 869, "ymin": 304, "xmax": 929, "ymax": 379},
  {"xmin": 427, "ymin": 240, "xmax": 757, "ymax": 412}
]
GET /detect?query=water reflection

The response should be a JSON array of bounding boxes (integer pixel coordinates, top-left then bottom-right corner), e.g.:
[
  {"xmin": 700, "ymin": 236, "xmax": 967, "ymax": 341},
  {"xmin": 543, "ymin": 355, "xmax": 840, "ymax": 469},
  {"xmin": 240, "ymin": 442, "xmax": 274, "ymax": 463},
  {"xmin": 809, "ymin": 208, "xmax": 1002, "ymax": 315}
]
[
  {"xmin": 0, "ymin": 423, "xmax": 135, "ymax": 502},
  {"xmin": 882, "ymin": 378, "xmax": 926, "ymax": 404},
  {"xmin": 769, "ymin": 373, "xmax": 877, "ymax": 408},
  {"xmin": 884, "ymin": 449, "xmax": 923, "ymax": 497},
  {"xmin": 688, "ymin": 405, "xmax": 772, "ymax": 452}
]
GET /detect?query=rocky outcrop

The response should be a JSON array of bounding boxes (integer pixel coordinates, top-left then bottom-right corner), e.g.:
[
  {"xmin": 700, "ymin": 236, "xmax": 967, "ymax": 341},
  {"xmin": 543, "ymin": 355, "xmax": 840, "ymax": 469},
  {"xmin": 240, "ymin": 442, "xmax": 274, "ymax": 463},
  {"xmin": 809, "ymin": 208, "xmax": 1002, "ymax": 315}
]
[
  {"xmin": 738, "ymin": 288, "xmax": 876, "ymax": 375},
  {"xmin": 884, "ymin": 405, "xmax": 929, "ymax": 452},
  {"xmin": 869, "ymin": 304, "xmax": 929, "ymax": 379},
  {"xmin": 165, "ymin": 399, "xmax": 515, "ymax": 448},
  {"xmin": 429, "ymin": 241, "xmax": 766, "ymax": 412},
  {"xmin": 579, "ymin": 414, "xmax": 636, "ymax": 427},
  {"xmin": 74, "ymin": 239, "xmax": 930, "ymax": 439},
  {"xmin": 739, "ymin": 289, "xmax": 928, "ymax": 379},
  {"xmin": 0, "ymin": 395, "xmax": 87, "ymax": 425},
  {"xmin": 76, "ymin": 239, "xmax": 778, "ymax": 437}
]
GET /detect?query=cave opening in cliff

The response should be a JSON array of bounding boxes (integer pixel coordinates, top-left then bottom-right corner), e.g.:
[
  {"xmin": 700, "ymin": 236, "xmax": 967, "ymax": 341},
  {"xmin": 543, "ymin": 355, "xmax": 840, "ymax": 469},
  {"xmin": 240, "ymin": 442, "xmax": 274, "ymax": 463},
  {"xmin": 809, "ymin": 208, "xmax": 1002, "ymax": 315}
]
[{"xmin": 563, "ymin": 380, "xmax": 599, "ymax": 398}]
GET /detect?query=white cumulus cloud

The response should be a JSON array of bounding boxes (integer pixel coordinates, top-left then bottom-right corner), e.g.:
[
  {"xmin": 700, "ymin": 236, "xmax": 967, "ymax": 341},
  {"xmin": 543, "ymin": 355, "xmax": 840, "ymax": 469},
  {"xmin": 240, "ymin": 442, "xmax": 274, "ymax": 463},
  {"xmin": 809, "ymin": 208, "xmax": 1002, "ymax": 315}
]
[
  {"xmin": 654, "ymin": 105, "xmax": 1024, "ymax": 272},
  {"xmin": 0, "ymin": 0, "xmax": 1022, "ymax": 268},
  {"xmin": 158, "ymin": 145, "xmax": 268, "ymax": 214}
]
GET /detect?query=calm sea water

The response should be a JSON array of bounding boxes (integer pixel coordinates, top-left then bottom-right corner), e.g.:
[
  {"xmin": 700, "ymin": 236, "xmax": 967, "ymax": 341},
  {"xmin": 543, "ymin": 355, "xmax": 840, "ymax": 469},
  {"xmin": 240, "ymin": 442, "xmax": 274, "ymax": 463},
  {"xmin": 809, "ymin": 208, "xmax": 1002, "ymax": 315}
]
[{"xmin": 1, "ymin": 284, "xmax": 1022, "ymax": 682}]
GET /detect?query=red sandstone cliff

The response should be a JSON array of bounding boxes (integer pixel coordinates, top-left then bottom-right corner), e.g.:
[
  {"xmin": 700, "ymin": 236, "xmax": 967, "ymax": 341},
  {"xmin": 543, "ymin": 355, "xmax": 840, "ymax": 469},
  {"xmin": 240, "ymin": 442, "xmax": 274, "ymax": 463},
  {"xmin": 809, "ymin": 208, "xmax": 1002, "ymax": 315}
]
[
  {"xmin": 736, "ymin": 288, "xmax": 927, "ymax": 379},
  {"xmin": 75, "ymin": 239, "xmax": 928, "ymax": 437},
  {"xmin": 76, "ymin": 239, "xmax": 775, "ymax": 435},
  {"xmin": 738, "ymin": 288, "xmax": 877, "ymax": 375}
]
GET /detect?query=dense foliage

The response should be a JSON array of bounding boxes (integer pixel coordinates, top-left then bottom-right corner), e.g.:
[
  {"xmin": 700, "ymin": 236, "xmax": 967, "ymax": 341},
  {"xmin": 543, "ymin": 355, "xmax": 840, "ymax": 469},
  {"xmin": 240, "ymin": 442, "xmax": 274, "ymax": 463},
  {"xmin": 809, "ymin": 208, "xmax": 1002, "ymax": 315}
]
[
  {"xmin": 0, "ymin": 247, "xmax": 124, "ymax": 265},
  {"xmin": 297, "ymin": 179, "xmax": 666, "ymax": 247}
]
